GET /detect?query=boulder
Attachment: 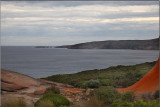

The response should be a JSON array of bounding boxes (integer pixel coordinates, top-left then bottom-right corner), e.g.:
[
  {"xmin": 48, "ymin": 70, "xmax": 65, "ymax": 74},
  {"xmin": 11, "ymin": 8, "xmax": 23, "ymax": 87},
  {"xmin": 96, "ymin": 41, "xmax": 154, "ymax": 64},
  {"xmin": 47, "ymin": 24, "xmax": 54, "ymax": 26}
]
[{"xmin": 1, "ymin": 69, "xmax": 50, "ymax": 93}]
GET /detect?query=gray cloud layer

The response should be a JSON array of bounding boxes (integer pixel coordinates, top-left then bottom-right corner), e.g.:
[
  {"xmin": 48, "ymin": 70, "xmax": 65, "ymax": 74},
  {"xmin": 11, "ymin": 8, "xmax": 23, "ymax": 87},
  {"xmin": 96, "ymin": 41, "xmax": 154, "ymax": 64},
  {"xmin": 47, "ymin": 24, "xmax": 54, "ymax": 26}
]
[{"xmin": 1, "ymin": 1, "xmax": 159, "ymax": 46}]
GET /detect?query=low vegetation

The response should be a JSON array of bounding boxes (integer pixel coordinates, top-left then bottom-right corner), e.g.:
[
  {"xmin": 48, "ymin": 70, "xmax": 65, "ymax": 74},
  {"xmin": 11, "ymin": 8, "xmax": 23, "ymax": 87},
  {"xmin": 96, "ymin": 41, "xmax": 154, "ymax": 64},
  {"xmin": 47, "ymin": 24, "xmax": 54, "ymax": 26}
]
[
  {"xmin": 44, "ymin": 61, "xmax": 156, "ymax": 88},
  {"xmin": 43, "ymin": 61, "xmax": 159, "ymax": 107},
  {"xmin": 81, "ymin": 79, "xmax": 101, "ymax": 89},
  {"xmin": 35, "ymin": 94, "xmax": 70, "ymax": 107},
  {"xmin": 80, "ymin": 95, "xmax": 105, "ymax": 107},
  {"xmin": 35, "ymin": 80, "xmax": 159, "ymax": 107},
  {"xmin": 90, "ymin": 86, "xmax": 159, "ymax": 107},
  {"xmin": 92, "ymin": 86, "xmax": 121, "ymax": 105},
  {"xmin": 45, "ymin": 86, "xmax": 60, "ymax": 95},
  {"xmin": 35, "ymin": 87, "xmax": 70, "ymax": 107},
  {"xmin": 112, "ymin": 99, "xmax": 159, "ymax": 107}
]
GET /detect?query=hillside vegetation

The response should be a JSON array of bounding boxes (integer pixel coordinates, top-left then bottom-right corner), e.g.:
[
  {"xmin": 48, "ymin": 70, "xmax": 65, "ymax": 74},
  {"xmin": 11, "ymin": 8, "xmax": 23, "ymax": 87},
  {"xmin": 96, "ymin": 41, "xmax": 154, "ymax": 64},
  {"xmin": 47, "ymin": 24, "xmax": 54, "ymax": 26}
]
[
  {"xmin": 44, "ymin": 61, "xmax": 159, "ymax": 107},
  {"xmin": 44, "ymin": 61, "xmax": 156, "ymax": 89},
  {"xmin": 56, "ymin": 38, "xmax": 159, "ymax": 50}
]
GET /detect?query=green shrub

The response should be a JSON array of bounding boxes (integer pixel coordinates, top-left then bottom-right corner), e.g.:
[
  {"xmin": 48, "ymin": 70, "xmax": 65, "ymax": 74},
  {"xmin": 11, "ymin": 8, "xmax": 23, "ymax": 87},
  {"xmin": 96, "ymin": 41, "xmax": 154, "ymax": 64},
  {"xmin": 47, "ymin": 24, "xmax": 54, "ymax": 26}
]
[
  {"xmin": 119, "ymin": 102, "xmax": 134, "ymax": 107},
  {"xmin": 45, "ymin": 87, "xmax": 60, "ymax": 95},
  {"xmin": 60, "ymin": 105, "xmax": 83, "ymax": 107},
  {"xmin": 120, "ymin": 79, "xmax": 138, "ymax": 88},
  {"xmin": 51, "ymin": 94, "xmax": 70, "ymax": 107},
  {"xmin": 112, "ymin": 99, "xmax": 160, "ymax": 107},
  {"xmin": 112, "ymin": 101, "xmax": 134, "ymax": 107},
  {"xmin": 35, "ymin": 94, "xmax": 70, "ymax": 107},
  {"xmin": 149, "ymin": 99, "xmax": 159, "ymax": 107},
  {"xmin": 35, "ymin": 98, "xmax": 54, "ymax": 107},
  {"xmin": 81, "ymin": 79, "xmax": 101, "ymax": 89},
  {"xmin": 100, "ymin": 79, "xmax": 111, "ymax": 86},
  {"xmin": 133, "ymin": 100, "xmax": 148, "ymax": 107},
  {"xmin": 111, "ymin": 102, "xmax": 119, "ymax": 107},
  {"xmin": 121, "ymin": 91, "xmax": 134, "ymax": 102},
  {"xmin": 93, "ymin": 86, "xmax": 121, "ymax": 105}
]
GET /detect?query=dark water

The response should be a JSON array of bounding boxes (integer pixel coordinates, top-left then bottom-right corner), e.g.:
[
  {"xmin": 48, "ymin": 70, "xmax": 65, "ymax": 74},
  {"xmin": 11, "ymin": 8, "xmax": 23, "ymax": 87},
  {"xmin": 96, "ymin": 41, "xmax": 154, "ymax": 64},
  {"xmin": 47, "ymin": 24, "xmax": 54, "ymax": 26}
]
[{"xmin": 1, "ymin": 46, "xmax": 159, "ymax": 78}]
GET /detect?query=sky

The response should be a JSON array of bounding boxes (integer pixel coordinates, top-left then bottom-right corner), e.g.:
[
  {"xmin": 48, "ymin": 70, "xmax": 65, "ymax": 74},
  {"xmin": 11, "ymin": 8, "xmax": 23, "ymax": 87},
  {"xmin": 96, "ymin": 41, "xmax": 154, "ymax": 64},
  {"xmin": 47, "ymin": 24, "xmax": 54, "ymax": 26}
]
[{"xmin": 1, "ymin": 1, "xmax": 159, "ymax": 46}]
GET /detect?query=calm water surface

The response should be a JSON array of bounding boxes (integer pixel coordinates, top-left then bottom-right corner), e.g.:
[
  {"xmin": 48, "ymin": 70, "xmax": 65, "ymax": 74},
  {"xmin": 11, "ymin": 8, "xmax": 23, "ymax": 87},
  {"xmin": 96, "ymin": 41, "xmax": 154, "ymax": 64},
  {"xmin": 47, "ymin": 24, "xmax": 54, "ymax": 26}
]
[{"xmin": 1, "ymin": 46, "xmax": 159, "ymax": 78}]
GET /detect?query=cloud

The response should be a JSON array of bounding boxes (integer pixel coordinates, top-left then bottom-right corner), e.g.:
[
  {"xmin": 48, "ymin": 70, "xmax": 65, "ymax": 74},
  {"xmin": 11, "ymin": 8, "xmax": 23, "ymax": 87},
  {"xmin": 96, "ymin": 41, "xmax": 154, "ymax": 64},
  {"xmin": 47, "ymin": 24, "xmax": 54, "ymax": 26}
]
[
  {"xmin": 1, "ymin": 1, "xmax": 159, "ymax": 46},
  {"xmin": 2, "ymin": 3, "xmax": 158, "ymax": 17},
  {"xmin": 2, "ymin": 1, "xmax": 158, "ymax": 7}
]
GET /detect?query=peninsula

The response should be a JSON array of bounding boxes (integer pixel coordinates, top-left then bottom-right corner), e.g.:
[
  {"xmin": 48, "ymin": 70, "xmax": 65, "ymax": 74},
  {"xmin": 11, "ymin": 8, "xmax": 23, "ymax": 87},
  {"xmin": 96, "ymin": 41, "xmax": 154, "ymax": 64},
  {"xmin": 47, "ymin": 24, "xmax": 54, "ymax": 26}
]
[{"xmin": 56, "ymin": 38, "xmax": 159, "ymax": 50}]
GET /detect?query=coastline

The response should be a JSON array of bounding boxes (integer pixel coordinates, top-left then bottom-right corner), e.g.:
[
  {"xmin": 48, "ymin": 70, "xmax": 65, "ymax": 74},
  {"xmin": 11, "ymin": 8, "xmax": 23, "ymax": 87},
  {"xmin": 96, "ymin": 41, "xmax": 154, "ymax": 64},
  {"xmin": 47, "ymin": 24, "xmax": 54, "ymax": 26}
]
[{"xmin": 1, "ymin": 60, "xmax": 158, "ymax": 107}]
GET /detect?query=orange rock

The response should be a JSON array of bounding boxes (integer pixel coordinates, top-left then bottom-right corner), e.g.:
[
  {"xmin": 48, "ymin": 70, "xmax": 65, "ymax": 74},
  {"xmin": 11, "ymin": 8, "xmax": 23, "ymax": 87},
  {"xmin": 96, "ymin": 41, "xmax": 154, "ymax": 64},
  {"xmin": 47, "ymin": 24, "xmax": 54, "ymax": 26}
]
[
  {"xmin": 118, "ymin": 58, "xmax": 159, "ymax": 95},
  {"xmin": 40, "ymin": 90, "xmax": 46, "ymax": 93},
  {"xmin": 65, "ymin": 88, "xmax": 85, "ymax": 94}
]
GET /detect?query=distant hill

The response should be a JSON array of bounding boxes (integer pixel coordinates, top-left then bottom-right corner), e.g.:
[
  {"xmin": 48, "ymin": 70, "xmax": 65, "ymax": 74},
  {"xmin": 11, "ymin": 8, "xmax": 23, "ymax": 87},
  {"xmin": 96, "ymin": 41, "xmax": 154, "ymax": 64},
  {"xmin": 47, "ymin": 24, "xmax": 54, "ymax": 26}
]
[{"xmin": 56, "ymin": 38, "xmax": 159, "ymax": 50}]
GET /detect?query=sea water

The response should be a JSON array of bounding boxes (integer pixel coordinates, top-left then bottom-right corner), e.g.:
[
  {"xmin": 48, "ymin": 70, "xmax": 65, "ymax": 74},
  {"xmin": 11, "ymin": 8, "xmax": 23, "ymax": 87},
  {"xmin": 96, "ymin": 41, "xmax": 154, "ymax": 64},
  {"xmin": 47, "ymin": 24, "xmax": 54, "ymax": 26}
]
[{"xmin": 1, "ymin": 46, "xmax": 159, "ymax": 78}]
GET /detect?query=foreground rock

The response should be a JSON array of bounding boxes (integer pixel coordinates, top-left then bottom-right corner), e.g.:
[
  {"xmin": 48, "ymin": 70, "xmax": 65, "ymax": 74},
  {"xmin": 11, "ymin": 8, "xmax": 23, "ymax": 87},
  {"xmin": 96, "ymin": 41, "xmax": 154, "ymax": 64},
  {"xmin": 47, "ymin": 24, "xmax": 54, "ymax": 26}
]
[
  {"xmin": 1, "ymin": 69, "xmax": 91, "ymax": 106},
  {"xmin": 1, "ymin": 69, "xmax": 51, "ymax": 93},
  {"xmin": 1, "ymin": 69, "xmax": 52, "ymax": 107}
]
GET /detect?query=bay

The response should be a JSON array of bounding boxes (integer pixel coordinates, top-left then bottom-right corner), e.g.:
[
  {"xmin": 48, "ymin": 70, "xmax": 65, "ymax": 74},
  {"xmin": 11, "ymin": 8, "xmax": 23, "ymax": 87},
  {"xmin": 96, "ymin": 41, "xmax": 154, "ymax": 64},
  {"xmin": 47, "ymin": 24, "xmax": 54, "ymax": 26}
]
[{"xmin": 1, "ymin": 46, "xmax": 159, "ymax": 78}]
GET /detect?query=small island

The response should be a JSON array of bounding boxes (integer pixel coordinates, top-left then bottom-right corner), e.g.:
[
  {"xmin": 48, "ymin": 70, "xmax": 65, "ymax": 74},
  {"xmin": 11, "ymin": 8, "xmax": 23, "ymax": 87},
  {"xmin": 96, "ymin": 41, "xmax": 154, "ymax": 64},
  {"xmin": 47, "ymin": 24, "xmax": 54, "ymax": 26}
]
[{"xmin": 35, "ymin": 46, "xmax": 53, "ymax": 48}]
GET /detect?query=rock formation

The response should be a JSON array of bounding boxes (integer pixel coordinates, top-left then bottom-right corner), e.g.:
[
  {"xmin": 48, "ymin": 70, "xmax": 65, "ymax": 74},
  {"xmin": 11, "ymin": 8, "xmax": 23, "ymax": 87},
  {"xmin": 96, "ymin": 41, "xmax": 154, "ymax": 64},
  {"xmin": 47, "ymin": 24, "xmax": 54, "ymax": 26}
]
[
  {"xmin": 1, "ymin": 69, "xmax": 91, "ymax": 106},
  {"xmin": 1, "ymin": 69, "xmax": 51, "ymax": 93},
  {"xmin": 118, "ymin": 58, "xmax": 159, "ymax": 95}
]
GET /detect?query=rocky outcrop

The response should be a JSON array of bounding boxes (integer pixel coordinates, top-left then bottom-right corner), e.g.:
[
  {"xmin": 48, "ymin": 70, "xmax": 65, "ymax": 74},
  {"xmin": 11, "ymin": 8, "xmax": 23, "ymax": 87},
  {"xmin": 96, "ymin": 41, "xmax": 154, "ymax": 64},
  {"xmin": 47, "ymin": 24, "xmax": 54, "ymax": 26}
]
[
  {"xmin": 1, "ymin": 69, "xmax": 92, "ymax": 106},
  {"xmin": 1, "ymin": 69, "xmax": 51, "ymax": 93},
  {"xmin": 63, "ymin": 88, "xmax": 92, "ymax": 104},
  {"xmin": 1, "ymin": 69, "xmax": 53, "ymax": 107}
]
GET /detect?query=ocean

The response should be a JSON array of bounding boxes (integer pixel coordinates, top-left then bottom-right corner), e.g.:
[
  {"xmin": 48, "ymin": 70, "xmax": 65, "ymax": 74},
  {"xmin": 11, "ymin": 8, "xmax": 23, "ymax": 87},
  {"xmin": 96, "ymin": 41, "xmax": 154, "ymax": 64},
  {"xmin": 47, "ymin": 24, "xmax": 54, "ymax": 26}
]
[{"xmin": 1, "ymin": 46, "xmax": 159, "ymax": 78}]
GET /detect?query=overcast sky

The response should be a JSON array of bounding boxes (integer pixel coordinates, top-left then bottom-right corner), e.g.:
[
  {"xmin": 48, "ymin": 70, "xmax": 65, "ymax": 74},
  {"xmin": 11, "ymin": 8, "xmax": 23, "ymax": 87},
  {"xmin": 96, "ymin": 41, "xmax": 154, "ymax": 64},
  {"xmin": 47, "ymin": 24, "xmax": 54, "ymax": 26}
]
[{"xmin": 1, "ymin": 1, "xmax": 159, "ymax": 46}]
